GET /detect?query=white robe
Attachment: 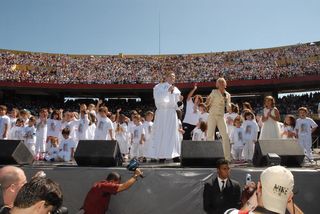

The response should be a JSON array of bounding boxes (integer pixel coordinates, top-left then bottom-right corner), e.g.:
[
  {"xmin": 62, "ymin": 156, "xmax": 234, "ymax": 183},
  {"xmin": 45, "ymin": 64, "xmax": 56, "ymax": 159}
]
[{"xmin": 147, "ymin": 82, "xmax": 181, "ymax": 159}]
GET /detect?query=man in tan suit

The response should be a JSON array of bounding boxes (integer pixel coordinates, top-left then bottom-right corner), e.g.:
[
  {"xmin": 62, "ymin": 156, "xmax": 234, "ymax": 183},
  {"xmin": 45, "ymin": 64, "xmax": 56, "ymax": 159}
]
[{"xmin": 206, "ymin": 78, "xmax": 231, "ymax": 160}]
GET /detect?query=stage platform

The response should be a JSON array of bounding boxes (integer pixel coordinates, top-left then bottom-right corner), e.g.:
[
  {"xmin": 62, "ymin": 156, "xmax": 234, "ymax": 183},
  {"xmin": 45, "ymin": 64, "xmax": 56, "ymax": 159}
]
[{"xmin": 14, "ymin": 162, "xmax": 320, "ymax": 214}]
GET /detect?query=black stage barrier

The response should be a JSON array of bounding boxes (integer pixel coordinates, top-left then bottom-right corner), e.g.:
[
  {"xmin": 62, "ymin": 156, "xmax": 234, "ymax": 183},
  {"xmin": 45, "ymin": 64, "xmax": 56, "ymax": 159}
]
[{"xmin": 19, "ymin": 166, "xmax": 320, "ymax": 214}]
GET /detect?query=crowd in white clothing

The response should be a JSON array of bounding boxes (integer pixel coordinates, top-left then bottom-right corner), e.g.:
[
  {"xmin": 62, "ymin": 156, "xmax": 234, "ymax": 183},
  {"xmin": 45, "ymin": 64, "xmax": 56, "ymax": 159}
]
[
  {"xmin": 182, "ymin": 91, "xmax": 318, "ymax": 164},
  {"xmin": 0, "ymin": 93, "xmax": 318, "ymax": 164}
]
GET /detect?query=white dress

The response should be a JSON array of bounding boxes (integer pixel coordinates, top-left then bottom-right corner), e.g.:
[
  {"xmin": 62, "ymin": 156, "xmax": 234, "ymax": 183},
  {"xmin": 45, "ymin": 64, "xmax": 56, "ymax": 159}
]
[
  {"xmin": 259, "ymin": 108, "xmax": 281, "ymax": 140},
  {"xmin": 147, "ymin": 82, "xmax": 181, "ymax": 159}
]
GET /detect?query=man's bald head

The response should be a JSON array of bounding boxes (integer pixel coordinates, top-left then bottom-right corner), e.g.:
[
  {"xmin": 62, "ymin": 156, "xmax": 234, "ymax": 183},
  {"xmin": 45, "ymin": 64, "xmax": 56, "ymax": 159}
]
[{"xmin": 0, "ymin": 166, "xmax": 26, "ymax": 190}]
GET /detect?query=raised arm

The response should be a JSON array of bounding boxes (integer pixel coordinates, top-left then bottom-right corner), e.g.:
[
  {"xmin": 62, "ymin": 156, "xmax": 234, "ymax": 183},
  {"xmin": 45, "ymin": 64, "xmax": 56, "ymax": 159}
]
[
  {"xmin": 117, "ymin": 169, "xmax": 143, "ymax": 192},
  {"xmin": 187, "ymin": 84, "xmax": 197, "ymax": 101},
  {"xmin": 96, "ymin": 99, "xmax": 103, "ymax": 113}
]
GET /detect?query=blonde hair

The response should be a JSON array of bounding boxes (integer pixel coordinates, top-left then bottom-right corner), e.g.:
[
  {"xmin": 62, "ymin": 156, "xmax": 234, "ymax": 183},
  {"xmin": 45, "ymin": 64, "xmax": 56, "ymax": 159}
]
[
  {"xmin": 264, "ymin": 96, "xmax": 275, "ymax": 107},
  {"xmin": 216, "ymin": 77, "xmax": 227, "ymax": 87},
  {"xmin": 298, "ymin": 107, "xmax": 308, "ymax": 114}
]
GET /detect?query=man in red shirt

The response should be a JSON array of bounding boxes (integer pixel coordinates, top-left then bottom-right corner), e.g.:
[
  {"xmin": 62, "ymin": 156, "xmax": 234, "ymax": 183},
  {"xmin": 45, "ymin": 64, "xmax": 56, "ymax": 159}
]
[{"xmin": 81, "ymin": 169, "xmax": 143, "ymax": 214}]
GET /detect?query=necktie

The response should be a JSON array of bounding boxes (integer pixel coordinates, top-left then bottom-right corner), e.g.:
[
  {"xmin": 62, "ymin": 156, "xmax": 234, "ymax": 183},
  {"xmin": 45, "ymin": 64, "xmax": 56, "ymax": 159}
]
[{"xmin": 221, "ymin": 180, "xmax": 225, "ymax": 191}]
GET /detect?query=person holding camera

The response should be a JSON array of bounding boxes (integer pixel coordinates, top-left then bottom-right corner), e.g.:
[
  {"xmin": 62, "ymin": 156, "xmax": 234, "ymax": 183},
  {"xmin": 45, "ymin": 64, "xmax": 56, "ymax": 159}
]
[
  {"xmin": 225, "ymin": 165, "xmax": 304, "ymax": 214},
  {"xmin": 80, "ymin": 168, "xmax": 143, "ymax": 214}
]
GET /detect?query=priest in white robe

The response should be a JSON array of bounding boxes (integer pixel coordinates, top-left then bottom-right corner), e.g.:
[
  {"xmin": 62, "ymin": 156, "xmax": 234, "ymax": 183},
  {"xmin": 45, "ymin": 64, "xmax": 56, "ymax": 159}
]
[{"xmin": 147, "ymin": 72, "xmax": 182, "ymax": 161}]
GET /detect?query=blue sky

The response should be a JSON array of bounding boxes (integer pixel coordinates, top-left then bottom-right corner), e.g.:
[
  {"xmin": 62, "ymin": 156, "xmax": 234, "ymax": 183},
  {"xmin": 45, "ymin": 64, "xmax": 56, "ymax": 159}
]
[{"xmin": 0, "ymin": 0, "xmax": 320, "ymax": 55}]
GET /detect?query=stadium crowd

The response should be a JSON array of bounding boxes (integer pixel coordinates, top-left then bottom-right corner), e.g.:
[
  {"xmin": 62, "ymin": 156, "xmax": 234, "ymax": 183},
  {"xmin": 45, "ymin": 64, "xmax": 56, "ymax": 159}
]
[{"xmin": 0, "ymin": 43, "xmax": 319, "ymax": 84}]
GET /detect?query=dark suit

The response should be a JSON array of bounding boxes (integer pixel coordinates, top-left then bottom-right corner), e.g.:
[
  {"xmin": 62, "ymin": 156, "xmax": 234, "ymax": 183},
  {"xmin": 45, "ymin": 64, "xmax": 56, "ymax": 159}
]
[{"xmin": 203, "ymin": 177, "xmax": 241, "ymax": 214}]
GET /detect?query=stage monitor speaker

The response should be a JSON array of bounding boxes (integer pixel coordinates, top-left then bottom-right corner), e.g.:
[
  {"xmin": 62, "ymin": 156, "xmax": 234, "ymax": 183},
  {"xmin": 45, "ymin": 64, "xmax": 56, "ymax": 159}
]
[
  {"xmin": 181, "ymin": 140, "xmax": 224, "ymax": 167},
  {"xmin": 253, "ymin": 139, "xmax": 305, "ymax": 167},
  {"xmin": 74, "ymin": 140, "xmax": 122, "ymax": 167},
  {"xmin": 0, "ymin": 140, "xmax": 34, "ymax": 165}
]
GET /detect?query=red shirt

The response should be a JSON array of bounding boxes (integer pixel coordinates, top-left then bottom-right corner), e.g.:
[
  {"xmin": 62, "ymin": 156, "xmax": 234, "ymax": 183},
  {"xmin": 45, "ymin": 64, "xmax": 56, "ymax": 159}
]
[{"xmin": 82, "ymin": 180, "xmax": 120, "ymax": 214}]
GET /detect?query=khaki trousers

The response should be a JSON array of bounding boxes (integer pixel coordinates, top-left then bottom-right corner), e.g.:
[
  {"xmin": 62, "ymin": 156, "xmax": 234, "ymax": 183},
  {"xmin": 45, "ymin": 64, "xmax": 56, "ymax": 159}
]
[{"xmin": 207, "ymin": 114, "xmax": 231, "ymax": 161}]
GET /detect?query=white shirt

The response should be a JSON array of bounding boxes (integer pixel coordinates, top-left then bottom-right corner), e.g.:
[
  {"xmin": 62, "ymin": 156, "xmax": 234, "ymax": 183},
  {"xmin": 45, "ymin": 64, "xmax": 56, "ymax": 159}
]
[
  {"xmin": 94, "ymin": 114, "xmax": 114, "ymax": 140},
  {"xmin": 35, "ymin": 118, "xmax": 47, "ymax": 140},
  {"xmin": 23, "ymin": 126, "xmax": 36, "ymax": 144},
  {"xmin": 47, "ymin": 119, "xmax": 61, "ymax": 137},
  {"xmin": 142, "ymin": 121, "xmax": 153, "ymax": 142},
  {"xmin": 87, "ymin": 123, "xmax": 96, "ymax": 140},
  {"xmin": 0, "ymin": 115, "xmax": 10, "ymax": 139},
  {"xmin": 77, "ymin": 114, "xmax": 90, "ymax": 140},
  {"xmin": 59, "ymin": 137, "xmax": 76, "ymax": 153},
  {"xmin": 130, "ymin": 123, "xmax": 145, "ymax": 144},
  {"xmin": 230, "ymin": 127, "xmax": 245, "ymax": 148},
  {"xmin": 9, "ymin": 126, "xmax": 24, "ymax": 140},
  {"xmin": 198, "ymin": 112, "xmax": 209, "ymax": 123},
  {"xmin": 295, "ymin": 117, "xmax": 318, "ymax": 136},
  {"xmin": 115, "ymin": 122, "xmax": 129, "ymax": 141},
  {"xmin": 183, "ymin": 99, "xmax": 199, "ymax": 125},
  {"xmin": 9, "ymin": 117, "xmax": 17, "ymax": 129},
  {"xmin": 242, "ymin": 120, "xmax": 259, "ymax": 142},
  {"xmin": 192, "ymin": 127, "xmax": 206, "ymax": 141}
]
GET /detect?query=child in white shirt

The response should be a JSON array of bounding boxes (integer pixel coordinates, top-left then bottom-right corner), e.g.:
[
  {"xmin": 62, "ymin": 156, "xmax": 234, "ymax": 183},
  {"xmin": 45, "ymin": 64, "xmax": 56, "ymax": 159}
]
[
  {"xmin": 77, "ymin": 104, "xmax": 90, "ymax": 141},
  {"xmin": 281, "ymin": 115, "xmax": 296, "ymax": 139},
  {"xmin": 9, "ymin": 118, "xmax": 24, "ymax": 140},
  {"xmin": 87, "ymin": 113, "xmax": 96, "ymax": 140},
  {"xmin": 224, "ymin": 103, "xmax": 239, "ymax": 138},
  {"xmin": 35, "ymin": 108, "xmax": 48, "ymax": 160},
  {"xmin": 23, "ymin": 116, "xmax": 37, "ymax": 156},
  {"xmin": 242, "ymin": 111, "xmax": 259, "ymax": 162},
  {"xmin": 295, "ymin": 107, "xmax": 318, "ymax": 163},
  {"xmin": 198, "ymin": 103, "xmax": 209, "ymax": 123},
  {"xmin": 130, "ymin": 115, "xmax": 145, "ymax": 160},
  {"xmin": 60, "ymin": 111, "xmax": 79, "ymax": 144},
  {"xmin": 192, "ymin": 121, "xmax": 207, "ymax": 141},
  {"xmin": 57, "ymin": 128, "xmax": 76, "ymax": 162},
  {"xmin": 0, "ymin": 105, "xmax": 10, "ymax": 139},
  {"xmin": 44, "ymin": 137, "xmax": 60, "ymax": 162},
  {"xmin": 115, "ymin": 112, "xmax": 130, "ymax": 160},
  {"xmin": 46, "ymin": 109, "xmax": 62, "ymax": 150},
  {"xmin": 9, "ymin": 108, "xmax": 19, "ymax": 130},
  {"xmin": 94, "ymin": 106, "xmax": 114, "ymax": 140},
  {"xmin": 230, "ymin": 116, "xmax": 245, "ymax": 162},
  {"xmin": 142, "ymin": 111, "xmax": 154, "ymax": 161}
]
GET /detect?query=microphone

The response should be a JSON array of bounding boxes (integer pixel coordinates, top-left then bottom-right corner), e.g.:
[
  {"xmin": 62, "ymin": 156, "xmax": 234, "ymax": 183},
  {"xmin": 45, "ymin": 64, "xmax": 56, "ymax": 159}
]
[
  {"xmin": 222, "ymin": 92, "xmax": 227, "ymax": 112},
  {"xmin": 170, "ymin": 84, "xmax": 174, "ymax": 94},
  {"xmin": 222, "ymin": 92, "xmax": 226, "ymax": 98}
]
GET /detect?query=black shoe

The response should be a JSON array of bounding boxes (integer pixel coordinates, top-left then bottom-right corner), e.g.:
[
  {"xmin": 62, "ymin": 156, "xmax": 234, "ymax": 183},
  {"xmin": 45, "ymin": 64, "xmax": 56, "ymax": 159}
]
[
  {"xmin": 143, "ymin": 157, "xmax": 147, "ymax": 163},
  {"xmin": 173, "ymin": 157, "xmax": 180, "ymax": 163},
  {"xmin": 159, "ymin": 159, "xmax": 166, "ymax": 163}
]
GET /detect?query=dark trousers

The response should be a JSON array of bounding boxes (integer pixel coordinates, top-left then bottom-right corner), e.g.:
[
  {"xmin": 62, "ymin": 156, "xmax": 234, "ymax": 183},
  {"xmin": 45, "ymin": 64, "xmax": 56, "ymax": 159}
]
[{"xmin": 182, "ymin": 123, "xmax": 196, "ymax": 140}]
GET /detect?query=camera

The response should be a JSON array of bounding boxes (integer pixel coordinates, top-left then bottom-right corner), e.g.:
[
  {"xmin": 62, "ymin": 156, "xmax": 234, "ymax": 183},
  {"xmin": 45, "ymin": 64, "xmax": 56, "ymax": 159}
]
[
  {"xmin": 245, "ymin": 173, "xmax": 252, "ymax": 185},
  {"xmin": 52, "ymin": 206, "xmax": 68, "ymax": 214}
]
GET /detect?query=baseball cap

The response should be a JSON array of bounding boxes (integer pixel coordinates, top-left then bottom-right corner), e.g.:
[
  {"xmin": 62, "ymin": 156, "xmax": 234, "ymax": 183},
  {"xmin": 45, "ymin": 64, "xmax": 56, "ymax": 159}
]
[{"xmin": 260, "ymin": 166, "xmax": 294, "ymax": 214}]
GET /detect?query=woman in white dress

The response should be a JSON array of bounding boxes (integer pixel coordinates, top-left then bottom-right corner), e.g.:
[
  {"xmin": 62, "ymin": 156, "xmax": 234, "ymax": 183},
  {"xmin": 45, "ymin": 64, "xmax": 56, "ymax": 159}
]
[{"xmin": 259, "ymin": 96, "xmax": 281, "ymax": 140}]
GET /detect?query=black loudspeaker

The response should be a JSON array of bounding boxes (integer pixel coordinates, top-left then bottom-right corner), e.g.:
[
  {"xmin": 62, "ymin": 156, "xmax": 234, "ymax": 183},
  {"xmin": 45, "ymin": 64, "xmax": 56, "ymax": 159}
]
[
  {"xmin": 181, "ymin": 140, "xmax": 224, "ymax": 167},
  {"xmin": 253, "ymin": 139, "xmax": 305, "ymax": 167},
  {"xmin": 74, "ymin": 140, "xmax": 122, "ymax": 167},
  {"xmin": 0, "ymin": 140, "xmax": 34, "ymax": 165}
]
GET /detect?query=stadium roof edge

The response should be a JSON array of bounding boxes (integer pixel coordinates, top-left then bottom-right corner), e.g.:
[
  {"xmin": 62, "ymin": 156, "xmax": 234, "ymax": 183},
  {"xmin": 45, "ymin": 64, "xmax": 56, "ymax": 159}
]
[{"xmin": 0, "ymin": 41, "xmax": 319, "ymax": 58}]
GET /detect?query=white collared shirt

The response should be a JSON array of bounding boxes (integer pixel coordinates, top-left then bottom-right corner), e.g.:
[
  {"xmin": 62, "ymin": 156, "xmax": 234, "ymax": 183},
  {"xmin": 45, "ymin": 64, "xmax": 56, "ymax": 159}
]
[{"xmin": 217, "ymin": 177, "xmax": 228, "ymax": 191}]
